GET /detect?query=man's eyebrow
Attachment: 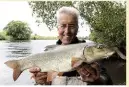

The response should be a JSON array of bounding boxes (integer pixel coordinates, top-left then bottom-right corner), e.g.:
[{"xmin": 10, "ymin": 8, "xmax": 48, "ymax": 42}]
[
  {"xmin": 61, "ymin": 24, "xmax": 76, "ymax": 25},
  {"xmin": 58, "ymin": 23, "xmax": 77, "ymax": 26}
]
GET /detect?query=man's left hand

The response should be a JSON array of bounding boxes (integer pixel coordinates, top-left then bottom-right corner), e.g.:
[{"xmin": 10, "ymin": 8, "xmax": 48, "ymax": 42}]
[{"xmin": 76, "ymin": 62, "xmax": 100, "ymax": 82}]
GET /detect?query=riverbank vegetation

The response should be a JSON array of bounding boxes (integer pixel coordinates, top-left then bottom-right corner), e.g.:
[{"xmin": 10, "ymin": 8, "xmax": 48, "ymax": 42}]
[
  {"xmin": 31, "ymin": 34, "xmax": 58, "ymax": 40},
  {"xmin": 0, "ymin": 31, "xmax": 87, "ymax": 40},
  {"xmin": 0, "ymin": 31, "xmax": 57, "ymax": 40}
]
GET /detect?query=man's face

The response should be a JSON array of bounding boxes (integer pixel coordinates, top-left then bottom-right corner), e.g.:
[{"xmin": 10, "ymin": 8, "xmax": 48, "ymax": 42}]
[{"xmin": 57, "ymin": 14, "xmax": 78, "ymax": 45}]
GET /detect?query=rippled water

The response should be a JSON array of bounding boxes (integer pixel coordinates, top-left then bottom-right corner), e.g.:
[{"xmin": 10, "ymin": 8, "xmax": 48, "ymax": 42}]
[{"xmin": 0, "ymin": 40, "xmax": 56, "ymax": 85}]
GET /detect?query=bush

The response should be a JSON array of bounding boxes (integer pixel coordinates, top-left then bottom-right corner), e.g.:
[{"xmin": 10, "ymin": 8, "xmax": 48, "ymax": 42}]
[{"xmin": 4, "ymin": 20, "xmax": 32, "ymax": 40}]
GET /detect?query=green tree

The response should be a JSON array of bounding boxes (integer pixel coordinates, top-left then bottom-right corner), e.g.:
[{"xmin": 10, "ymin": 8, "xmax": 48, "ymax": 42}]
[
  {"xmin": 77, "ymin": 1, "xmax": 126, "ymax": 47},
  {"xmin": 4, "ymin": 20, "xmax": 32, "ymax": 40}
]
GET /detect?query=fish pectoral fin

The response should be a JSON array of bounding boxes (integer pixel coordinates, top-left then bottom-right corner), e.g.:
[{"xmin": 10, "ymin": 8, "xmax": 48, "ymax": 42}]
[
  {"xmin": 47, "ymin": 71, "xmax": 59, "ymax": 82},
  {"xmin": 72, "ymin": 57, "xmax": 83, "ymax": 68}
]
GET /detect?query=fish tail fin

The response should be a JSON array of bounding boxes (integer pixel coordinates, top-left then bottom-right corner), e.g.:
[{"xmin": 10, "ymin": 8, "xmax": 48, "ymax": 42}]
[{"xmin": 4, "ymin": 60, "xmax": 22, "ymax": 81}]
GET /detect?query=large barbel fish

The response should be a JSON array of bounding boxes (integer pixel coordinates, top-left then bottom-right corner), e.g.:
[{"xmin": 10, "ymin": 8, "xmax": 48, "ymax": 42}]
[{"xmin": 4, "ymin": 43, "xmax": 115, "ymax": 82}]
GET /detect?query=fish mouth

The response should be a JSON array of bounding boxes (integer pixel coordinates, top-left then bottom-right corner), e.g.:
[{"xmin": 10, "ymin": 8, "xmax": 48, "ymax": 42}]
[{"xmin": 104, "ymin": 51, "xmax": 115, "ymax": 58}]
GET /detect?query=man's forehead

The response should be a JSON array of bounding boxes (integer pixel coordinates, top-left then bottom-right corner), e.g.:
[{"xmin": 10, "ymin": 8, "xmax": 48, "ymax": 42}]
[
  {"xmin": 58, "ymin": 20, "xmax": 78, "ymax": 25},
  {"xmin": 58, "ymin": 14, "xmax": 78, "ymax": 23}
]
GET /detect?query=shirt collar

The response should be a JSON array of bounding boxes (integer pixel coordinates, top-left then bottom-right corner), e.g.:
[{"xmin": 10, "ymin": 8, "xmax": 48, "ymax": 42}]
[{"xmin": 56, "ymin": 37, "xmax": 81, "ymax": 45}]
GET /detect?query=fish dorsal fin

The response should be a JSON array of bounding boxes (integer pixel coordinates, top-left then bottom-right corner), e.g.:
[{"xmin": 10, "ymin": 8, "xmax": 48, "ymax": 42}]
[{"xmin": 44, "ymin": 45, "xmax": 58, "ymax": 51}]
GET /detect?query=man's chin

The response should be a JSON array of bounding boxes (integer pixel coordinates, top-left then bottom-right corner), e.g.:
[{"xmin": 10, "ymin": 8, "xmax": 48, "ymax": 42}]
[{"xmin": 62, "ymin": 41, "xmax": 71, "ymax": 45}]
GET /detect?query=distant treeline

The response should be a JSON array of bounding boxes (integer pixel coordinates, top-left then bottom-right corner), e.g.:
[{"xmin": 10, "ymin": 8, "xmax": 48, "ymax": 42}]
[
  {"xmin": 31, "ymin": 34, "xmax": 58, "ymax": 40},
  {"xmin": 0, "ymin": 31, "xmax": 88, "ymax": 40},
  {"xmin": 0, "ymin": 32, "xmax": 57, "ymax": 40}
]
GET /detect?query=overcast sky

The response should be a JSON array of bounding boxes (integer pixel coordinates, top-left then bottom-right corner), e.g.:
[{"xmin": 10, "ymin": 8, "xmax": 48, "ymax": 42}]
[{"xmin": 0, "ymin": 1, "xmax": 90, "ymax": 37}]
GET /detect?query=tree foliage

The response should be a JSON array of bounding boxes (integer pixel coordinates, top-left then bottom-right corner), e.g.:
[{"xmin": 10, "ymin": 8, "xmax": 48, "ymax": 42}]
[
  {"xmin": 29, "ymin": 1, "xmax": 126, "ymax": 49},
  {"xmin": 29, "ymin": 1, "xmax": 74, "ymax": 30},
  {"xmin": 77, "ymin": 1, "xmax": 126, "ymax": 48},
  {"xmin": 4, "ymin": 20, "xmax": 32, "ymax": 40}
]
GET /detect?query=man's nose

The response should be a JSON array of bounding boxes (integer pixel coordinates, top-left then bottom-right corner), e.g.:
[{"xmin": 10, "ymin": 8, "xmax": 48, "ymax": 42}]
[{"xmin": 64, "ymin": 24, "xmax": 71, "ymax": 33}]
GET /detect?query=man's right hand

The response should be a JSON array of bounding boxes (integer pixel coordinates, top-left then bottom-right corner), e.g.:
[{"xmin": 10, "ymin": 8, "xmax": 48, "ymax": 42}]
[{"xmin": 29, "ymin": 67, "xmax": 51, "ymax": 85}]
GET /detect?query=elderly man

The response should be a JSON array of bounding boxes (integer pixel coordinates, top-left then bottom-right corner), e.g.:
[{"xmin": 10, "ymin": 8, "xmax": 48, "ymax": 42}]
[{"xmin": 29, "ymin": 6, "xmax": 113, "ymax": 85}]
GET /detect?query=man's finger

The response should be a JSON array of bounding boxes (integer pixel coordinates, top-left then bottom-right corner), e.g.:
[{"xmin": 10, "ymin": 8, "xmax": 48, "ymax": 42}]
[
  {"xmin": 81, "ymin": 73, "xmax": 94, "ymax": 82},
  {"xmin": 35, "ymin": 79, "xmax": 45, "ymax": 85},
  {"xmin": 30, "ymin": 72, "xmax": 38, "ymax": 79},
  {"xmin": 31, "ymin": 74, "xmax": 36, "ymax": 79},
  {"xmin": 36, "ymin": 75, "xmax": 47, "ymax": 81},
  {"xmin": 91, "ymin": 62, "xmax": 99, "ymax": 69},
  {"xmin": 83, "ymin": 64, "xmax": 96, "ymax": 75},
  {"xmin": 36, "ymin": 72, "xmax": 47, "ymax": 77},
  {"xmin": 29, "ymin": 67, "xmax": 41, "ymax": 73},
  {"xmin": 35, "ymin": 75, "xmax": 48, "ymax": 85},
  {"xmin": 90, "ymin": 62, "xmax": 100, "ymax": 80}
]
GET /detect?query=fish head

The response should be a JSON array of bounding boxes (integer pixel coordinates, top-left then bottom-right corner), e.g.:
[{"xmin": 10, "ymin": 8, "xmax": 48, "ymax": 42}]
[{"xmin": 83, "ymin": 44, "xmax": 115, "ymax": 63}]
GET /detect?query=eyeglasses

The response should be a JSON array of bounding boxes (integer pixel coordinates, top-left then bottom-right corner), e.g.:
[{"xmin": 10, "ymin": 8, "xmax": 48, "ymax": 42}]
[{"xmin": 58, "ymin": 24, "xmax": 78, "ymax": 30}]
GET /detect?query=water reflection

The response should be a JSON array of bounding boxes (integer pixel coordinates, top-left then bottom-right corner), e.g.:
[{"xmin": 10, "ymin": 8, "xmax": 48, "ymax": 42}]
[{"xmin": 6, "ymin": 41, "xmax": 31, "ymax": 58}]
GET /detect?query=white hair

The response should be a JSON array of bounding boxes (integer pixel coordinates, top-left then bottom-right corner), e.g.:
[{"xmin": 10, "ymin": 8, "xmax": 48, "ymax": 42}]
[{"xmin": 56, "ymin": 6, "xmax": 79, "ymax": 24}]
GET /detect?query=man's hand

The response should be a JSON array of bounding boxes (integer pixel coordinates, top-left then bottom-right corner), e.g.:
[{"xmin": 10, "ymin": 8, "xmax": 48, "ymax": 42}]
[
  {"xmin": 76, "ymin": 62, "xmax": 100, "ymax": 82},
  {"xmin": 29, "ymin": 67, "xmax": 51, "ymax": 85}
]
